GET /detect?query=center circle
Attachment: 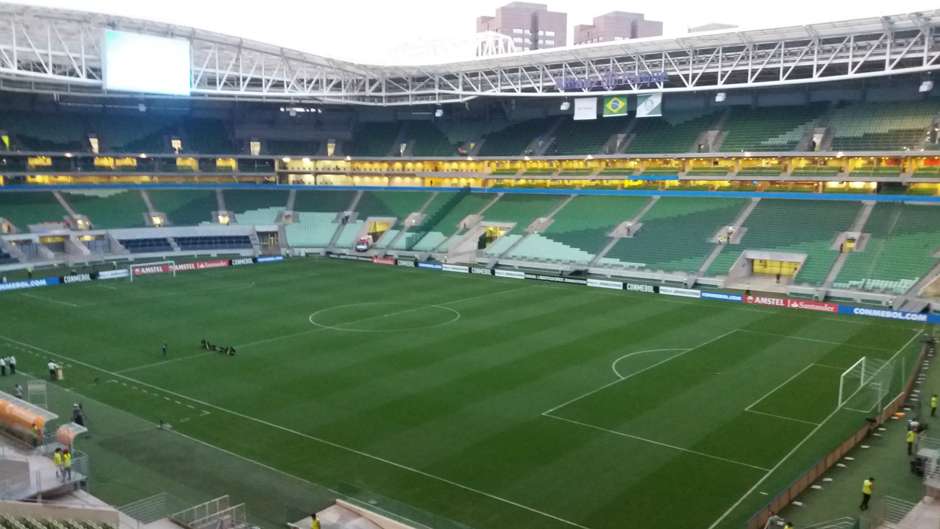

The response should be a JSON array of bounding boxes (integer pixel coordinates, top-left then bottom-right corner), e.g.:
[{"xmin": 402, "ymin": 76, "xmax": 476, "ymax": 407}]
[{"xmin": 308, "ymin": 302, "xmax": 460, "ymax": 333}]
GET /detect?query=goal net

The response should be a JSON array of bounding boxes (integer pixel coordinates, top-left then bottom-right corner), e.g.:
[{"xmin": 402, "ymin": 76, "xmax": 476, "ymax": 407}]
[
  {"xmin": 839, "ymin": 356, "xmax": 894, "ymax": 414},
  {"xmin": 129, "ymin": 260, "xmax": 177, "ymax": 282}
]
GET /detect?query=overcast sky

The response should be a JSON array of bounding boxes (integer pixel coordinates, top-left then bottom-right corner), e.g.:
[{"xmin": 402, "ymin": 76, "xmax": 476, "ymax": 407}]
[{"xmin": 15, "ymin": 0, "xmax": 940, "ymax": 64}]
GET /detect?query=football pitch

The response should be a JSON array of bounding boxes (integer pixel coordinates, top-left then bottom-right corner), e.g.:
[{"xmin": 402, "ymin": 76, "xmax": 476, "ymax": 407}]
[{"xmin": 0, "ymin": 258, "xmax": 928, "ymax": 529}]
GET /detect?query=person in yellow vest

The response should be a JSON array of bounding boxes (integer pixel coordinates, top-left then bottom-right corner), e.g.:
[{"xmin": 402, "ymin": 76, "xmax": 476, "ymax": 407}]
[
  {"xmin": 908, "ymin": 428, "xmax": 917, "ymax": 455},
  {"xmin": 52, "ymin": 448, "xmax": 63, "ymax": 480},
  {"xmin": 932, "ymin": 394, "xmax": 938, "ymax": 417},
  {"xmin": 63, "ymin": 449, "xmax": 73, "ymax": 481},
  {"xmin": 860, "ymin": 477, "xmax": 874, "ymax": 510},
  {"xmin": 783, "ymin": 522, "xmax": 794, "ymax": 529},
  {"xmin": 31, "ymin": 421, "xmax": 42, "ymax": 448},
  {"xmin": 309, "ymin": 513, "xmax": 320, "ymax": 529}
]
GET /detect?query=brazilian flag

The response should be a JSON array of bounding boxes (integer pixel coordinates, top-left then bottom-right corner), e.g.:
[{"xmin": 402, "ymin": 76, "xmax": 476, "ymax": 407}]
[{"xmin": 603, "ymin": 96, "xmax": 628, "ymax": 118}]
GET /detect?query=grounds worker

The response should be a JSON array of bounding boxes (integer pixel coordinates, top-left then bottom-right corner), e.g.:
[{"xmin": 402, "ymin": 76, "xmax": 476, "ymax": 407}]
[
  {"xmin": 907, "ymin": 428, "xmax": 917, "ymax": 455},
  {"xmin": 7, "ymin": 355, "xmax": 14, "ymax": 375},
  {"xmin": 310, "ymin": 513, "xmax": 320, "ymax": 529},
  {"xmin": 52, "ymin": 448, "xmax": 63, "ymax": 480},
  {"xmin": 860, "ymin": 477, "xmax": 874, "ymax": 510},
  {"xmin": 932, "ymin": 394, "xmax": 938, "ymax": 417}
]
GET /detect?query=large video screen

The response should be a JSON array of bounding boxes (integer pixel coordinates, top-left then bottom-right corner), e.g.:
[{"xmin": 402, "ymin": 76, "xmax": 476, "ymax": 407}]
[{"xmin": 103, "ymin": 30, "xmax": 191, "ymax": 96}]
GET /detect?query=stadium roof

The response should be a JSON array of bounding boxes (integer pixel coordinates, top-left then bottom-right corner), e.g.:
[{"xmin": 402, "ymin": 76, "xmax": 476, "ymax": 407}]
[{"xmin": 0, "ymin": 2, "xmax": 939, "ymax": 105}]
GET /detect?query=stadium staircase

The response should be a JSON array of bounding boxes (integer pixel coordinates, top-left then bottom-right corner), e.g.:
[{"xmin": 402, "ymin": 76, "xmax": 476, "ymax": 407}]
[
  {"xmin": 477, "ymin": 118, "xmax": 556, "ymax": 156},
  {"xmin": 696, "ymin": 198, "xmax": 761, "ymax": 277},
  {"xmin": 437, "ymin": 193, "xmax": 503, "ymax": 255},
  {"xmin": 492, "ymin": 194, "xmax": 576, "ymax": 262},
  {"xmin": 832, "ymin": 203, "xmax": 940, "ymax": 295},
  {"xmin": 327, "ymin": 191, "xmax": 363, "ymax": 248},
  {"xmin": 381, "ymin": 192, "xmax": 439, "ymax": 250},
  {"xmin": 396, "ymin": 189, "xmax": 473, "ymax": 251},
  {"xmin": 588, "ymin": 196, "xmax": 660, "ymax": 267},
  {"xmin": 719, "ymin": 103, "xmax": 827, "ymax": 152},
  {"xmin": 822, "ymin": 201, "xmax": 876, "ymax": 289}
]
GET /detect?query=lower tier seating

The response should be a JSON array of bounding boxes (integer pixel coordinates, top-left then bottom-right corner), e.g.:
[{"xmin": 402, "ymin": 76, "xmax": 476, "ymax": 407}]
[
  {"xmin": 175, "ymin": 236, "xmax": 252, "ymax": 251},
  {"xmin": 120, "ymin": 238, "xmax": 173, "ymax": 253}
]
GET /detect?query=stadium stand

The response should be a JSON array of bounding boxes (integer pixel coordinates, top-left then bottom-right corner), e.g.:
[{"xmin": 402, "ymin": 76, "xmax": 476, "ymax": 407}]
[
  {"xmin": 119, "ymin": 237, "xmax": 173, "ymax": 253},
  {"xmin": 61, "ymin": 190, "xmax": 149, "ymax": 229},
  {"xmin": 175, "ymin": 235, "xmax": 252, "ymax": 251},
  {"xmin": 707, "ymin": 199, "xmax": 860, "ymax": 283},
  {"xmin": 285, "ymin": 190, "xmax": 357, "ymax": 248},
  {"xmin": 829, "ymin": 101, "xmax": 940, "ymax": 151},
  {"xmin": 478, "ymin": 118, "xmax": 555, "ymax": 156},
  {"xmin": 0, "ymin": 248, "xmax": 16, "ymax": 264},
  {"xmin": 0, "ymin": 111, "xmax": 86, "ymax": 152},
  {"xmin": 404, "ymin": 192, "xmax": 492, "ymax": 251},
  {"xmin": 223, "ymin": 189, "xmax": 288, "ymax": 225},
  {"xmin": 834, "ymin": 203, "xmax": 940, "ymax": 294},
  {"xmin": 623, "ymin": 110, "xmax": 718, "ymax": 154},
  {"xmin": 604, "ymin": 197, "xmax": 746, "ymax": 272},
  {"xmin": 354, "ymin": 190, "xmax": 430, "ymax": 220},
  {"xmin": 0, "ymin": 191, "xmax": 68, "ymax": 231},
  {"xmin": 147, "ymin": 190, "xmax": 218, "ymax": 226},
  {"xmin": 549, "ymin": 118, "xmax": 628, "ymax": 154},
  {"xmin": 264, "ymin": 140, "xmax": 321, "ymax": 156},
  {"xmin": 406, "ymin": 121, "xmax": 457, "ymax": 156},
  {"xmin": 0, "ymin": 515, "xmax": 114, "ymax": 529},
  {"xmin": 720, "ymin": 104, "xmax": 826, "ymax": 152},
  {"xmin": 480, "ymin": 194, "xmax": 564, "ymax": 230},
  {"xmin": 508, "ymin": 195, "xmax": 649, "ymax": 264},
  {"xmin": 349, "ymin": 122, "xmax": 401, "ymax": 156}
]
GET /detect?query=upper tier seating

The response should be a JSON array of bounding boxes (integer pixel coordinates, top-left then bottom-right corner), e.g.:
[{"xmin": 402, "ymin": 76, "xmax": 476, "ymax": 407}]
[
  {"xmin": 0, "ymin": 191, "xmax": 68, "ymax": 231},
  {"xmin": 508, "ymin": 195, "xmax": 648, "ymax": 264},
  {"xmin": 706, "ymin": 199, "xmax": 860, "ymax": 284},
  {"xmin": 406, "ymin": 122, "xmax": 456, "ymax": 156},
  {"xmin": 349, "ymin": 122, "xmax": 401, "ymax": 156},
  {"xmin": 829, "ymin": 101, "xmax": 940, "ymax": 151},
  {"xmin": 120, "ymin": 237, "xmax": 173, "ymax": 253},
  {"xmin": 62, "ymin": 190, "xmax": 148, "ymax": 229},
  {"xmin": 175, "ymin": 235, "xmax": 252, "ymax": 251},
  {"xmin": 550, "ymin": 118, "xmax": 629, "ymax": 155},
  {"xmin": 264, "ymin": 140, "xmax": 321, "ymax": 155},
  {"xmin": 478, "ymin": 118, "xmax": 556, "ymax": 156},
  {"xmin": 0, "ymin": 249, "xmax": 17, "ymax": 265},
  {"xmin": 604, "ymin": 198, "xmax": 746, "ymax": 273},
  {"xmin": 148, "ymin": 190, "xmax": 218, "ymax": 226},
  {"xmin": 720, "ymin": 104, "xmax": 826, "ymax": 152},
  {"xmin": 834, "ymin": 203, "xmax": 940, "ymax": 294},
  {"xmin": 624, "ymin": 110, "xmax": 718, "ymax": 154}
]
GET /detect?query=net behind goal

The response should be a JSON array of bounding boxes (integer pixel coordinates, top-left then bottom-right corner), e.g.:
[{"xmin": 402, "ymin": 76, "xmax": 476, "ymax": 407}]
[{"xmin": 839, "ymin": 356, "xmax": 896, "ymax": 414}]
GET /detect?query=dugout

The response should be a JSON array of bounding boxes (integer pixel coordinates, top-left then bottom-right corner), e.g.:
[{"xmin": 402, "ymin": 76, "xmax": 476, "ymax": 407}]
[{"xmin": 0, "ymin": 389, "xmax": 57, "ymax": 446}]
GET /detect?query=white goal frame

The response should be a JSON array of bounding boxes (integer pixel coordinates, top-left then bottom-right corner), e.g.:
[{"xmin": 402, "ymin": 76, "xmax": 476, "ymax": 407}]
[
  {"xmin": 128, "ymin": 260, "xmax": 177, "ymax": 282},
  {"xmin": 838, "ymin": 356, "xmax": 867, "ymax": 410}
]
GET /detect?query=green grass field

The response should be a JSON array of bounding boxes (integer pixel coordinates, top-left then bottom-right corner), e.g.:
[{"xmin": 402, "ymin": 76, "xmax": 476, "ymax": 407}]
[{"xmin": 0, "ymin": 258, "xmax": 928, "ymax": 529}]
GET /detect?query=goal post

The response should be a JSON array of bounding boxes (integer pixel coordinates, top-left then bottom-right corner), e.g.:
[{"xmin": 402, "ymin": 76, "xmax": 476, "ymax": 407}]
[
  {"xmin": 838, "ymin": 356, "xmax": 866, "ymax": 409},
  {"xmin": 128, "ymin": 260, "xmax": 177, "ymax": 282}
]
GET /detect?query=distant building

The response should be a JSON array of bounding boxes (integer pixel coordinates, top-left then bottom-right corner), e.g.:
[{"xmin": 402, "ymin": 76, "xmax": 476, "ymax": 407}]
[
  {"xmin": 688, "ymin": 23, "xmax": 738, "ymax": 33},
  {"xmin": 573, "ymin": 11, "xmax": 663, "ymax": 45},
  {"xmin": 477, "ymin": 2, "xmax": 567, "ymax": 51}
]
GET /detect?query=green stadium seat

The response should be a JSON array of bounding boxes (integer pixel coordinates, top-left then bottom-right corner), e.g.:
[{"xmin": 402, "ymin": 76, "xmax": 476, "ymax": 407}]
[
  {"xmin": 478, "ymin": 118, "xmax": 555, "ymax": 156},
  {"xmin": 61, "ymin": 190, "xmax": 149, "ymax": 229},
  {"xmin": 720, "ymin": 104, "xmax": 826, "ymax": 152},
  {"xmin": 148, "ymin": 190, "xmax": 218, "ymax": 226}
]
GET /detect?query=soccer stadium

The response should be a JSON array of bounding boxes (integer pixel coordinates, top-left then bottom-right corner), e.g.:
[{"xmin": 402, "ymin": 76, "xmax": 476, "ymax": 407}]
[{"xmin": 0, "ymin": 2, "xmax": 938, "ymax": 529}]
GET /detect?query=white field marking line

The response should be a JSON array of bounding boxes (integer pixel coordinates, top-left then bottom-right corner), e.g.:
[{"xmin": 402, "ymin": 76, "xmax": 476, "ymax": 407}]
[
  {"xmin": 542, "ymin": 329, "xmax": 740, "ymax": 417},
  {"xmin": 706, "ymin": 328, "xmax": 924, "ymax": 529},
  {"xmin": 18, "ymin": 292, "xmax": 80, "ymax": 308},
  {"xmin": 813, "ymin": 363, "xmax": 847, "ymax": 371},
  {"xmin": 744, "ymin": 409, "xmax": 820, "ymax": 427},
  {"xmin": 0, "ymin": 334, "xmax": 591, "ymax": 529},
  {"xmin": 94, "ymin": 284, "xmax": 118, "ymax": 291},
  {"xmin": 745, "ymin": 364, "xmax": 819, "ymax": 411},
  {"xmin": 237, "ymin": 284, "xmax": 535, "ymax": 349},
  {"xmin": 610, "ymin": 348, "xmax": 689, "ymax": 379},
  {"xmin": 115, "ymin": 351, "xmax": 220, "ymax": 374},
  {"xmin": 544, "ymin": 414, "xmax": 770, "ymax": 472},
  {"xmin": 736, "ymin": 329, "xmax": 893, "ymax": 353},
  {"xmin": 307, "ymin": 303, "xmax": 461, "ymax": 334}
]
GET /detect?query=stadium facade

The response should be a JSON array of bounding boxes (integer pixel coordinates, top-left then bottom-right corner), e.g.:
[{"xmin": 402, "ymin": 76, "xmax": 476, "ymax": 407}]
[{"xmin": 0, "ymin": 3, "xmax": 938, "ymax": 315}]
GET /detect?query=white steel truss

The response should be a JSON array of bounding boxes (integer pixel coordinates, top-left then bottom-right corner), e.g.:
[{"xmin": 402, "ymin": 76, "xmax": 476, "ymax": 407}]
[{"xmin": 0, "ymin": 4, "xmax": 938, "ymax": 106}]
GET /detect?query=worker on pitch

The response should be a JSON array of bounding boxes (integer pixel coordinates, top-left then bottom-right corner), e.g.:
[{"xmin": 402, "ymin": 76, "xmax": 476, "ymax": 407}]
[
  {"xmin": 860, "ymin": 477, "xmax": 874, "ymax": 511},
  {"xmin": 932, "ymin": 394, "xmax": 938, "ymax": 417}
]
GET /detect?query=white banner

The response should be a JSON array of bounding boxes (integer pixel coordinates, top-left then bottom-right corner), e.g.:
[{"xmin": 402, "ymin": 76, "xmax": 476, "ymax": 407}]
[
  {"xmin": 587, "ymin": 278, "xmax": 623, "ymax": 290},
  {"xmin": 98, "ymin": 269, "xmax": 130, "ymax": 280},
  {"xmin": 573, "ymin": 98, "xmax": 598, "ymax": 121},
  {"xmin": 637, "ymin": 93, "xmax": 663, "ymax": 118},
  {"xmin": 442, "ymin": 264, "xmax": 470, "ymax": 274},
  {"xmin": 659, "ymin": 286, "xmax": 701, "ymax": 298},
  {"xmin": 625, "ymin": 282, "xmax": 656, "ymax": 294},
  {"xmin": 494, "ymin": 269, "xmax": 526, "ymax": 280}
]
